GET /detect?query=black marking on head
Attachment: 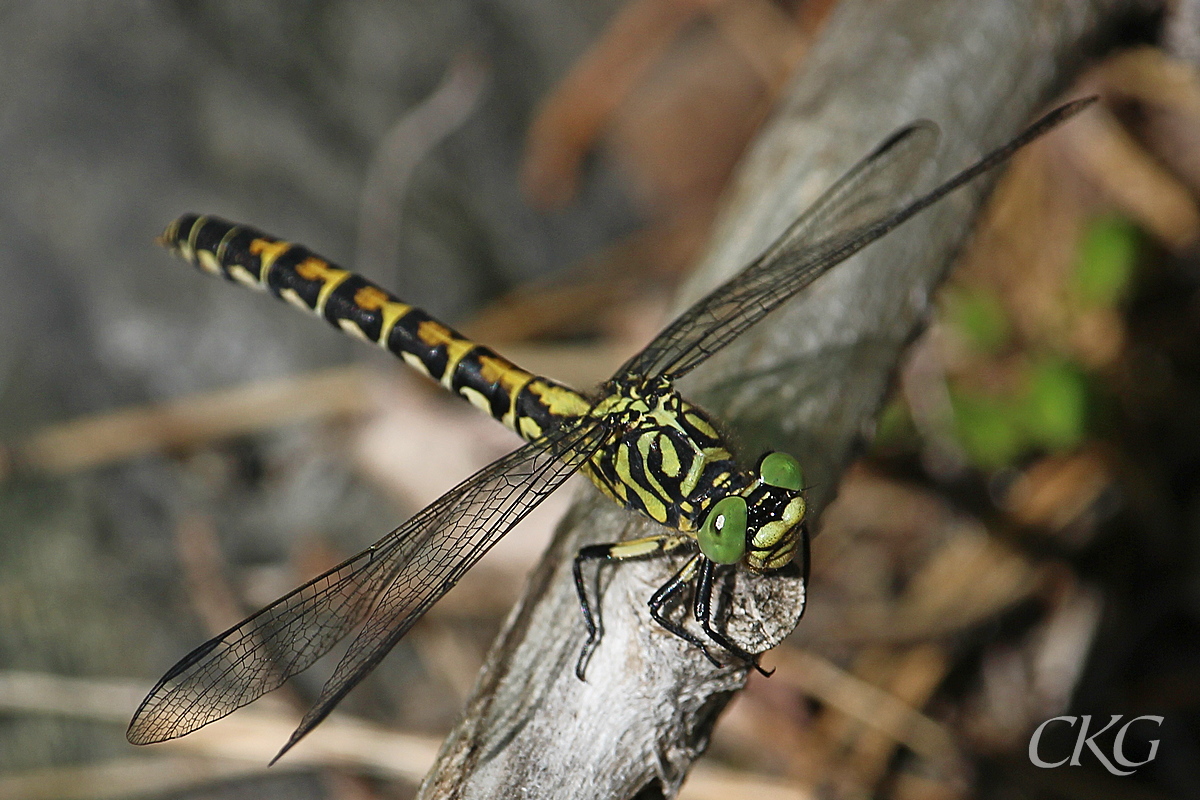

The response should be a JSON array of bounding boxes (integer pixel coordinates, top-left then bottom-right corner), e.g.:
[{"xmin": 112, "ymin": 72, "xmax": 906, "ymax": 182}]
[{"xmin": 745, "ymin": 484, "xmax": 794, "ymax": 534}]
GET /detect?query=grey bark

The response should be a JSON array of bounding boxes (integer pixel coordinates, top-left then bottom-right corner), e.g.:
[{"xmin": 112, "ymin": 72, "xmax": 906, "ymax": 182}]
[{"xmin": 417, "ymin": 0, "xmax": 1150, "ymax": 797}]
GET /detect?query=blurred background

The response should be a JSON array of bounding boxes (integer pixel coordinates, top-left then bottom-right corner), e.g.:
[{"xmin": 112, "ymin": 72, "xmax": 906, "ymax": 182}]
[{"xmin": 1, "ymin": 1, "xmax": 1199, "ymax": 798}]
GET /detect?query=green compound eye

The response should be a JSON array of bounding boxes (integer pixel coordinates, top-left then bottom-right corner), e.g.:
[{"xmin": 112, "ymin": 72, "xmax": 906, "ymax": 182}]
[
  {"xmin": 697, "ymin": 495, "xmax": 747, "ymax": 565},
  {"xmin": 760, "ymin": 452, "xmax": 803, "ymax": 491}
]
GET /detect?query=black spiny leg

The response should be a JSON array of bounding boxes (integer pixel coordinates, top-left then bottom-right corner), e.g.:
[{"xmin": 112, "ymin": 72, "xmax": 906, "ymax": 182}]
[
  {"xmin": 573, "ymin": 543, "xmax": 611, "ymax": 679},
  {"xmin": 694, "ymin": 558, "xmax": 774, "ymax": 677},
  {"xmin": 648, "ymin": 554, "xmax": 723, "ymax": 669},
  {"xmin": 573, "ymin": 535, "xmax": 692, "ymax": 679}
]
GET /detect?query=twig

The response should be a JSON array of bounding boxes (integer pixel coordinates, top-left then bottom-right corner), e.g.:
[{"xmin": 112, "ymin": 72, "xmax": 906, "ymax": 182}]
[
  {"xmin": 0, "ymin": 671, "xmax": 808, "ymax": 800},
  {"xmin": 0, "ymin": 366, "xmax": 378, "ymax": 479},
  {"xmin": 356, "ymin": 52, "xmax": 489, "ymax": 278},
  {"xmin": 174, "ymin": 513, "xmax": 253, "ymax": 637},
  {"xmin": 0, "ymin": 756, "xmax": 277, "ymax": 800},
  {"xmin": 771, "ymin": 649, "xmax": 957, "ymax": 765},
  {"xmin": 0, "ymin": 670, "xmax": 437, "ymax": 782}
]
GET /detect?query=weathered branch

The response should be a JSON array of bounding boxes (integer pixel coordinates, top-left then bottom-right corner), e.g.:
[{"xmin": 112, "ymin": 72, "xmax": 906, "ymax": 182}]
[{"xmin": 418, "ymin": 0, "xmax": 1149, "ymax": 797}]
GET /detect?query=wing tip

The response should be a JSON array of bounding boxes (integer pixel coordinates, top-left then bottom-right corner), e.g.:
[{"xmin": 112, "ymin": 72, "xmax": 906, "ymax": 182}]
[
  {"xmin": 270, "ymin": 716, "xmax": 319, "ymax": 765},
  {"xmin": 872, "ymin": 118, "xmax": 941, "ymax": 159},
  {"xmin": 126, "ymin": 714, "xmax": 169, "ymax": 746}
]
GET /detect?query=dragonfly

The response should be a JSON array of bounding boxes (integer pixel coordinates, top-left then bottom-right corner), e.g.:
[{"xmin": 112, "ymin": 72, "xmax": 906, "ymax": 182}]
[{"xmin": 127, "ymin": 97, "xmax": 1094, "ymax": 761}]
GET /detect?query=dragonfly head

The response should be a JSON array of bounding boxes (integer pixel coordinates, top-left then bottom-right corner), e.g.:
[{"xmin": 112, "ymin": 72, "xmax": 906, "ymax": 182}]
[{"xmin": 697, "ymin": 452, "xmax": 806, "ymax": 572}]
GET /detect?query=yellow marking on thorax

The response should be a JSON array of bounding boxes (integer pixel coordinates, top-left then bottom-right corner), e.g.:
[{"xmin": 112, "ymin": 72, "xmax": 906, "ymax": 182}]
[
  {"xmin": 353, "ymin": 285, "xmax": 412, "ymax": 346},
  {"xmin": 658, "ymin": 437, "xmax": 681, "ymax": 478},
  {"xmin": 647, "ymin": 406, "xmax": 694, "ymax": 442},
  {"xmin": 703, "ymin": 445, "xmax": 734, "ymax": 463},
  {"xmin": 642, "ymin": 404, "xmax": 718, "ymax": 498},
  {"xmin": 683, "ymin": 410, "xmax": 719, "ymax": 440},
  {"xmin": 295, "ymin": 258, "xmax": 352, "ymax": 314},
  {"xmin": 616, "ymin": 445, "xmax": 668, "ymax": 523},
  {"xmin": 590, "ymin": 391, "xmax": 638, "ymax": 418},
  {"xmin": 679, "ymin": 450, "xmax": 707, "ymax": 498},
  {"xmin": 635, "ymin": 434, "xmax": 671, "ymax": 502},
  {"xmin": 583, "ymin": 463, "xmax": 628, "ymax": 504},
  {"xmin": 676, "ymin": 499, "xmax": 702, "ymax": 532},
  {"xmin": 519, "ymin": 417, "xmax": 544, "ymax": 440}
]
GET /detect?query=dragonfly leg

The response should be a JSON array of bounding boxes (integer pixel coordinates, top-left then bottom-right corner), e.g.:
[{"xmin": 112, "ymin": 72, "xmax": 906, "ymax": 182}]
[
  {"xmin": 647, "ymin": 553, "xmax": 723, "ymax": 669},
  {"xmin": 693, "ymin": 558, "xmax": 774, "ymax": 677},
  {"xmin": 573, "ymin": 534, "xmax": 694, "ymax": 679}
]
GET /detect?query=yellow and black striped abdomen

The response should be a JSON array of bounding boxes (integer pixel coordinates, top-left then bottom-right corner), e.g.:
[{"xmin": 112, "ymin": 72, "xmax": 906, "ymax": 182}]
[{"xmin": 161, "ymin": 214, "xmax": 590, "ymax": 440}]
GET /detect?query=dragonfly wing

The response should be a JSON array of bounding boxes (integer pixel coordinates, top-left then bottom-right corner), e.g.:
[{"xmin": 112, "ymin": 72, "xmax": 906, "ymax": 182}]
[
  {"xmin": 128, "ymin": 417, "xmax": 606, "ymax": 747},
  {"xmin": 619, "ymin": 98, "xmax": 1095, "ymax": 381},
  {"xmin": 617, "ymin": 119, "xmax": 939, "ymax": 380},
  {"xmin": 271, "ymin": 416, "xmax": 607, "ymax": 759},
  {"xmin": 127, "ymin": 535, "xmax": 403, "ymax": 744}
]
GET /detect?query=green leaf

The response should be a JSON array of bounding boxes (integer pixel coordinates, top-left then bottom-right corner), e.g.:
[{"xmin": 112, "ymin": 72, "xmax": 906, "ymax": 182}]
[
  {"xmin": 943, "ymin": 287, "xmax": 1010, "ymax": 354},
  {"xmin": 1073, "ymin": 215, "xmax": 1139, "ymax": 307},
  {"xmin": 950, "ymin": 389, "xmax": 1022, "ymax": 469},
  {"xmin": 1022, "ymin": 356, "xmax": 1089, "ymax": 450},
  {"xmin": 873, "ymin": 398, "xmax": 915, "ymax": 448}
]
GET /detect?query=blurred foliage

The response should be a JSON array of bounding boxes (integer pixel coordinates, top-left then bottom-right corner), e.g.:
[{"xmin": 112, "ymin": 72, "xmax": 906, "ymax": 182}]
[
  {"xmin": 901, "ymin": 215, "xmax": 1143, "ymax": 470},
  {"xmin": 1022, "ymin": 355, "xmax": 1091, "ymax": 450},
  {"xmin": 1072, "ymin": 215, "xmax": 1141, "ymax": 307},
  {"xmin": 943, "ymin": 287, "xmax": 1011, "ymax": 355},
  {"xmin": 945, "ymin": 354, "xmax": 1091, "ymax": 468}
]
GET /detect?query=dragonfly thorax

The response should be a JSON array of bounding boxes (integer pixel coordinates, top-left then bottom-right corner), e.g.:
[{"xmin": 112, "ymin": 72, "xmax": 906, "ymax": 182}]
[
  {"xmin": 584, "ymin": 375, "xmax": 743, "ymax": 532},
  {"xmin": 584, "ymin": 377, "xmax": 805, "ymax": 573}
]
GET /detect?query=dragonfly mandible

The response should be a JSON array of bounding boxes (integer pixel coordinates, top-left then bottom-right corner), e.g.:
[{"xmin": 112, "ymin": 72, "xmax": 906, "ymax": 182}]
[{"xmin": 127, "ymin": 97, "xmax": 1094, "ymax": 761}]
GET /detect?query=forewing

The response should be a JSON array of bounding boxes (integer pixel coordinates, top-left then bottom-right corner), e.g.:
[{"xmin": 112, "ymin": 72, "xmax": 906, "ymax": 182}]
[
  {"xmin": 127, "ymin": 533, "xmax": 402, "ymax": 744},
  {"xmin": 272, "ymin": 416, "xmax": 607, "ymax": 759},
  {"xmin": 128, "ymin": 417, "xmax": 607, "ymax": 747},
  {"xmin": 617, "ymin": 120, "xmax": 939, "ymax": 380},
  {"xmin": 619, "ymin": 97, "xmax": 1097, "ymax": 382}
]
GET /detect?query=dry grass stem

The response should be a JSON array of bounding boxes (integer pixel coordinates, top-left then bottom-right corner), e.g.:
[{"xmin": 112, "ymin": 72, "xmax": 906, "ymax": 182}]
[{"xmin": 1, "ymin": 366, "xmax": 379, "ymax": 479}]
